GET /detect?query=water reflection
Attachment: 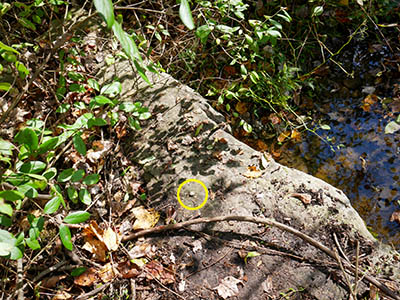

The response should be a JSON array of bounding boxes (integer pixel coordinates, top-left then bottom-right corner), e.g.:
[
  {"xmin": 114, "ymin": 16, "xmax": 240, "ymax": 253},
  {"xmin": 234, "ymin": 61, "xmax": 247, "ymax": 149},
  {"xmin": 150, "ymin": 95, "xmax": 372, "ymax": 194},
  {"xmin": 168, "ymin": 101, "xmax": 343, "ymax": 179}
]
[{"xmin": 280, "ymin": 95, "xmax": 400, "ymax": 246}]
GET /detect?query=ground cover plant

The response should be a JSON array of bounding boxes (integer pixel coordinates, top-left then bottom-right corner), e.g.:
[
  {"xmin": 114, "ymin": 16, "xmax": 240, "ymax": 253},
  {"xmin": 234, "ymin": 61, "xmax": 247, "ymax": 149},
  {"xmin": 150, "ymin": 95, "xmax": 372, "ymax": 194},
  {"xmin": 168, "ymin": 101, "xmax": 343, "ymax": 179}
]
[{"xmin": 0, "ymin": 0, "xmax": 399, "ymax": 299}]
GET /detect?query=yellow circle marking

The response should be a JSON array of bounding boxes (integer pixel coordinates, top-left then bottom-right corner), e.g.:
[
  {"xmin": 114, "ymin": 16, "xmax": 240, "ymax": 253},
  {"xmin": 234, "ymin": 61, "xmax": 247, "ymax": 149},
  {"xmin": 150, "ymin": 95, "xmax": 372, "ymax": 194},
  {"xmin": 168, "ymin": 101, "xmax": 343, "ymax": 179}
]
[{"xmin": 177, "ymin": 179, "xmax": 209, "ymax": 211}]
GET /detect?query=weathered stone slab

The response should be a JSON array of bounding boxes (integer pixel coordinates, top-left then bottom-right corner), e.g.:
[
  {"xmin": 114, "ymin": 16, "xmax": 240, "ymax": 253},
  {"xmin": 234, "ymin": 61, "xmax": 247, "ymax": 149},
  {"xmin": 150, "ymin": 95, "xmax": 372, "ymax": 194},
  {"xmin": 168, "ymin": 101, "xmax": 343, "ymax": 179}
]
[{"xmin": 99, "ymin": 62, "xmax": 400, "ymax": 299}]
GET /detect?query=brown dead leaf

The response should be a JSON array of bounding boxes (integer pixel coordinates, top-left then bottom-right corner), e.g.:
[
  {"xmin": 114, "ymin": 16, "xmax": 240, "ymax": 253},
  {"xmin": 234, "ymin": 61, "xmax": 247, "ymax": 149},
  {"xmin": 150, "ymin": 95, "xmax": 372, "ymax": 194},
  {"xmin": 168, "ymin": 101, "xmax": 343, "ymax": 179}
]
[
  {"xmin": 218, "ymin": 138, "xmax": 228, "ymax": 144},
  {"xmin": 361, "ymin": 94, "xmax": 378, "ymax": 112},
  {"xmin": 82, "ymin": 238, "xmax": 108, "ymax": 262},
  {"xmin": 214, "ymin": 276, "xmax": 242, "ymax": 299},
  {"xmin": 277, "ymin": 130, "xmax": 291, "ymax": 143},
  {"xmin": 128, "ymin": 243, "xmax": 155, "ymax": 259},
  {"xmin": 87, "ymin": 140, "xmax": 113, "ymax": 163},
  {"xmin": 103, "ymin": 227, "xmax": 120, "ymax": 251},
  {"xmin": 52, "ymin": 291, "xmax": 72, "ymax": 300},
  {"xmin": 144, "ymin": 261, "xmax": 175, "ymax": 284},
  {"xmin": 235, "ymin": 102, "xmax": 248, "ymax": 114},
  {"xmin": 98, "ymin": 263, "xmax": 118, "ymax": 283},
  {"xmin": 290, "ymin": 193, "xmax": 312, "ymax": 204},
  {"xmin": 74, "ymin": 267, "xmax": 98, "ymax": 286},
  {"xmin": 268, "ymin": 113, "xmax": 281, "ymax": 125},
  {"xmin": 390, "ymin": 210, "xmax": 400, "ymax": 224},
  {"xmin": 41, "ymin": 275, "xmax": 67, "ymax": 288},
  {"xmin": 82, "ymin": 221, "xmax": 120, "ymax": 261},
  {"xmin": 291, "ymin": 129, "xmax": 302, "ymax": 142},
  {"xmin": 255, "ymin": 140, "xmax": 269, "ymax": 152},
  {"xmin": 118, "ymin": 260, "xmax": 141, "ymax": 279},
  {"xmin": 243, "ymin": 166, "xmax": 263, "ymax": 179},
  {"xmin": 131, "ymin": 207, "xmax": 160, "ymax": 230}
]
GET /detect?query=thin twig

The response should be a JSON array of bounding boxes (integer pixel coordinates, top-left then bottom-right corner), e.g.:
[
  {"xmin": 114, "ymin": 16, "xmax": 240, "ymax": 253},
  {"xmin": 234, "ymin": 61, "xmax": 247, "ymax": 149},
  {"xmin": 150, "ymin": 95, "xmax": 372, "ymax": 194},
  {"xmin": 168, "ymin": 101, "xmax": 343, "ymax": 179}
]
[
  {"xmin": 75, "ymin": 282, "xmax": 111, "ymax": 300},
  {"xmin": 122, "ymin": 214, "xmax": 400, "ymax": 300},
  {"xmin": 335, "ymin": 250, "xmax": 357, "ymax": 300}
]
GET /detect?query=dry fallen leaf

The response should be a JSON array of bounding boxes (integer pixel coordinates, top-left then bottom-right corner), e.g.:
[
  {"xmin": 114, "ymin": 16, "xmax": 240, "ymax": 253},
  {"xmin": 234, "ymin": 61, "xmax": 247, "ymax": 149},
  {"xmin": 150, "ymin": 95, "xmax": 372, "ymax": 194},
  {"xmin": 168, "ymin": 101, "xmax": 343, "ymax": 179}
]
[
  {"xmin": 277, "ymin": 130, "xmax": 291, "ymax": 143},
  {"xmin": 291, "ymin": 129, "xmax": 302, "ymax": 142},
  {"xmin": 290, "ymin": 193, "xmax": 312, "ymax": 205},
  {"xmin": 98, "ymin": 263, "xmax": 118, "ymax": 283},
  {"xmin": 262, "ymin": 276, "xmax": 274, "ymax": 293},
  {"xmin": 74, "ymin": 267, "xmax": 98, "ymax": 286},
  {"xmin": 52, "ymin": 291, "xmax": 72, "ymax": 300},
  {"xmin": 82, "ymin": 221, "xmax": 121, "ymax": 261},
  {"xmin": 103, "ymin": 227, "xmax": 120, "ymax": 251},
  {"xmin": 131, "ymin": 207, "xmax": 160, "ymax": 230},
  {"xmin": 243, "ymin": 165, "xmax": 263, "ymax": 179},
  {"xmin": 128, "ymin": 243, "xmax": 155, "ymax": 259},
  {"xmin": 118, "ymin": 260, "xmax": 141, "ymax": 279},
  {"xmin": 41, "ymin": 275, "xmax": 67, "ymax": 288},
  {"xmin": 235, "ymin": 102, "xmax": 248, "ymax": 114},
  {"xmin": 214, "ymin": 276, "xmax": 242, "ymax": 299},
  {"xmin": 390, "ymin": 210, "xmax": 400, "ymax": 224},
  {"xmin": 144, "ymin": 260, "xmax": 175, "ymax": 284}
]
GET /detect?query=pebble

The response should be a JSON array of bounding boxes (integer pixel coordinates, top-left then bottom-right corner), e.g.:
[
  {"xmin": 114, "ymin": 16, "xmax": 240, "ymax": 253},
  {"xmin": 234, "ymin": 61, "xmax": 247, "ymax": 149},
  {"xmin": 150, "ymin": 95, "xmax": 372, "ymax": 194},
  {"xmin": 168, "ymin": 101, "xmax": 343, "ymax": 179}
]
[{"xmin": 189, "ymin": 191, "xmax": 195, "ymax": 197}]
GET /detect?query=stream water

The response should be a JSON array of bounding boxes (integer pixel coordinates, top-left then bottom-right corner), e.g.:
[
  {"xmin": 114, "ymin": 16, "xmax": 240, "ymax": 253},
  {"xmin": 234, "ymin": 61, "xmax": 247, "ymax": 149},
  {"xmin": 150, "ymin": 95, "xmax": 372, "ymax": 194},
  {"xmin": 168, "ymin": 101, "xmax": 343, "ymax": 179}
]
[{"xmin": 278, "ymin": 43, "xmax": 400, "ymax": 247}]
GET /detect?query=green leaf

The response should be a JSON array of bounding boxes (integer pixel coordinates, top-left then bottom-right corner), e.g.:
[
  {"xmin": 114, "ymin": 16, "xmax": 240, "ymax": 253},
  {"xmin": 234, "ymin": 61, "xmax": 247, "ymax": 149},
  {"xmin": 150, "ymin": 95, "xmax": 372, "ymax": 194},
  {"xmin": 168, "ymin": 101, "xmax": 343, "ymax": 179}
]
[
  {"xmin": 67, "ymin": 186, "xmax": 78, "ymax": 203},
  {"xmin": 59, "ymin": 225, "xmax": 73, "ymax": 250},
  {"xmin": 56, "ymin": 103, "xmax": 70, "ymax": 113},
  {"xmin": 0, "ymin": 215, "xmax": 12, "ymax": 227},
  {"xmin": 17, "ymin": 184, "xmax": 38, "ymax": 199},
  {"xmin": 19, "ymin": 161, "xmax": 47, "ymax": 174},
  {"xmin": 88, "ymin": 118, "xmax": 108, "ymax": 128},
  {"xmin": 43, "ymin": 197, "xmax": 61, "ymax": 214},
  {"xmin": 139, "ymin": 112, "xmax": 151, "ymax": 120},
  {"xmin": 69, "ymin": 83, "xmax": 86, "ymax": 93},
  {"xmin": 73, "ymin": 134, "xmax": 86, "ymax": 156},
  {"xmin": 90, "ymin": 95, "xmax": 113, "ymax": 109},
  {"xmin": 0, "ymin": 138, "xmax": 14, "ymax": 156},
  {"xmin": 63, "ymin": 211, "xmax": 90, "ymax": 224},
  {"xmin": 43, "ymin": 168, "xmax": 57, "ymax": 180},
  {"xmin": 320, "ymin": 124, "xmax": 331, "ymax": 131},
  {"xmin": 119, "ymin": 102, "xmax": 136, "ymax": 113},
  {"xmin": 0, "ymin": 190, "xmax": 24, "ymax": 201},
  {"xmin": 100, "ymin": 81, "xmax": 121, "ymax": 97},
  {"xmin": 57, "ymin": 168, "xmax": 74, "ymax": 183},
  {"xmin": 244, "ymin": 251, "xmax": 261, "ymax": 264},
  {"xmin": 67, "ymin": 71, "xmax": 85, "ymax": 82},
  {"xmin": 82, "ymin": 174, "xmax": 100, "ymax": 185},
  {"xmin": 94, "ymin": 0, "xmax": 115, "ymax": 29},
  {"xmin": 0, "ymin": 202, "xmax": 13, "ymax": 217},
  {"xmin": 37, "ymin": 137, "xmax": 59, "ymax": 155},
  {"xmin": 15, "ymin": 61, "xmax": 29, "ymax": 79},
  {"xmin": 0, "ymin": 82, "xmax": 11, "ymax": 92},
  {"xmin": 133, "ymin": 60, "xmax": 151, "ymax": 85},
  {"xmin": 312, "ymin": 6, "xmax": 324, "ymax": 17},
  {"xmin": 26, "ymin": 238, "xmax": 40, "ymax": 250},
  {"xmin": 15, "ymin": 128, "xmax": 38, "ymax": 152},
  {"xmin": 179, "ymin": 0, "xmax": 195, "ymax": 30},
  {"xmin": 128, "ymin": 117, "xmax": 141, "ymax": 130},
  {"xmin": 112, "ymin": 21, "xmax": 142, "ymax": 62},
  {"xmin": 385, "ymin": 121, "xmax": 400, "ymax": 134},
  {"xmin": 196, "ymin": 25, "xmax": 212, "ymax": 44},
  {"xmin": 0, "ymin": 241, "xmax": 13, "ymax": 256},
  {"xmin": 19, "ymin": 17, "xmax": 37, "ymax": 30},
  {"xmin": 79, "ymin": 188, "xmax": 91, "ymax": 205},
  {"xmin": 0, "ymin": 41, "xmax": 19, "ymax": 54},
  {"xmin": 71, "ymin": 267, "xmax": 87, "ymax": 277},
  {"xmin": 59, "ymin": 113, "xmax": 93, "ymax": 130},
  {"xmin": 215, "ymin": 25, "xmax": 239, "ymax": 34},
  {"xmin": 88, "ymin": 78, "xmax": 100, "ymax": 91},
  {"xmin": 71, "ymin": 169, "xmax": 85, "ymax": 182},
  {"xmin": 1, "ymin": 52, "xmax": 17, "ymax": 63}
]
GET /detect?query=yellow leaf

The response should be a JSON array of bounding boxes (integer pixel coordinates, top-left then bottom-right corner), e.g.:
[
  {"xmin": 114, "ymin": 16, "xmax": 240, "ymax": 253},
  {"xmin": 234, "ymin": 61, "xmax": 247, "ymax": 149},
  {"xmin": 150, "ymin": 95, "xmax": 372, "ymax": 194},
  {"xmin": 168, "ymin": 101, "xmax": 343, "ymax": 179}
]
[{"xmin": 131, "ymin": 207, "xmax": 160, "ymax": 230}]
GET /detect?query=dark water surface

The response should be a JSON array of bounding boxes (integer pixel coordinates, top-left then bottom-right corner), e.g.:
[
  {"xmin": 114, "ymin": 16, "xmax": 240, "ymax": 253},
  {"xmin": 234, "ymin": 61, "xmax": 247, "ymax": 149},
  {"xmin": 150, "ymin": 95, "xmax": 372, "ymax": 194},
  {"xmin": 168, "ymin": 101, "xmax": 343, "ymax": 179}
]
[{"xmin": 278, "ymin": 45, "xmax": 400, "ymax": 246}]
